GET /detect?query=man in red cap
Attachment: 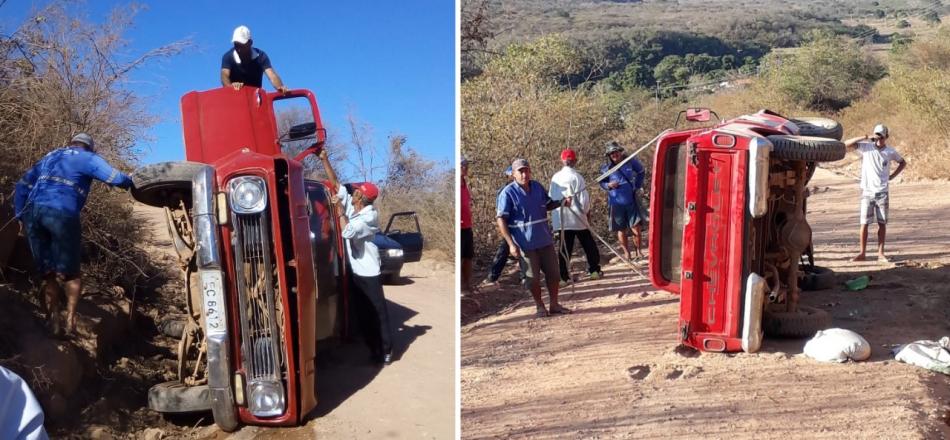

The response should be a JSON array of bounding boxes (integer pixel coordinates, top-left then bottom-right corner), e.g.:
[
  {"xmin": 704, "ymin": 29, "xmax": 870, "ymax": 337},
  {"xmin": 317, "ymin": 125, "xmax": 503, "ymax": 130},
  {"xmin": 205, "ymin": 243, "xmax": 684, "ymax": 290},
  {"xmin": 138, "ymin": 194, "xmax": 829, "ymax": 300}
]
[
  {"xmin": 319, "ymin": 149, "xmax": 394, "ymax": 365},
  {"xmin": 550, "ymin": 148, "xmax": 602, "ymax": 284}
]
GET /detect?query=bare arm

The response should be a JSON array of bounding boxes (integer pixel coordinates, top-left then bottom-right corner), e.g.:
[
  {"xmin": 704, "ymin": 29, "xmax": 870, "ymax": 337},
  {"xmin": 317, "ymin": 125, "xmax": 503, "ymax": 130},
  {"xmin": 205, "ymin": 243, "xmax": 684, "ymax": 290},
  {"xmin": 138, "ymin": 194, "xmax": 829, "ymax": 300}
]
[
  {"xmin": 319, "ymin": 149, "xmax": 341, "ymax": 191},
  {"xmin": 496, "ymin": 217, "xmax": 520, "ymax": 258},
  {"xmin": 843, "ymin": 135, "xmax": 868, "ymax": 150},
  {"xmin": 265, "ymin": 68, "xmax": 289, "ymax": 93},
  {"xmin": 890, "ymin": 159, "xmax": 907, "ymax": 180}
]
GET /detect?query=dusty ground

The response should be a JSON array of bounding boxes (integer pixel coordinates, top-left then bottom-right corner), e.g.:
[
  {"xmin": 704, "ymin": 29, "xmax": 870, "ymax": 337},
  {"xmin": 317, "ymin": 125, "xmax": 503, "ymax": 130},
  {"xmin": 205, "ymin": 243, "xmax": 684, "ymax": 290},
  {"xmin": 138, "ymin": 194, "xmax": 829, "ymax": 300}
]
[{"xmin": 461, "ymin": 168, "xmax": 950, "ymax": 439}]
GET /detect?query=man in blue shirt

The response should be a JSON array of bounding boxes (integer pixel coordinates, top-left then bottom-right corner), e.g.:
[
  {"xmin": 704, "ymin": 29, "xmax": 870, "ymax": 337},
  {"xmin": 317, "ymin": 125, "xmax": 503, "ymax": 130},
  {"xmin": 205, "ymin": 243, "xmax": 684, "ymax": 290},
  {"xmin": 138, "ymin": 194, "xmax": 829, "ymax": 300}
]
[
  {"xmin": 319, "ymin": 149, "xmax": 394, "ymax": 365},
  {"xmin": 14, "ymin": 133, "xmax": 133, "ymax": 336},
  {"xmin": 600, "ymin": 141, "xmax": 646, "ymax": 261},
  {"xmin": 220, "ymin": 25, "xmax": 289, "ymax": 93},
  {"xmin": 496, "ymin": 159, "xmax": 572, "ymax": 318}
]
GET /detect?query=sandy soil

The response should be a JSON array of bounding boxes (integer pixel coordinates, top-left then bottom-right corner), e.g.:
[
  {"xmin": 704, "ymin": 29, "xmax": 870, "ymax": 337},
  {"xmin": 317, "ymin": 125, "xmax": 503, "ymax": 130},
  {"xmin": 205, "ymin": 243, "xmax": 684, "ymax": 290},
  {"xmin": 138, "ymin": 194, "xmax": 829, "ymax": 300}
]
[
  {"xmin": 77, "ymin": 204, "xmax": 456, "ymax": 439},
  {"xmin": 461, "ymin": 168, "xmax": 950, "ymax": 439}
]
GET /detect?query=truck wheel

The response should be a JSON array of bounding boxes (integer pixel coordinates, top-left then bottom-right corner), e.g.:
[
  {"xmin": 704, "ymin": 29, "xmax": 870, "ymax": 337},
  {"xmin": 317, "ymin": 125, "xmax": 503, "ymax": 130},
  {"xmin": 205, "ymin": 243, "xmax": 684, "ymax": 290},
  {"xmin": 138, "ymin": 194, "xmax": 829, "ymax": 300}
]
[
  {"xmin": 763, "ymin": 305, "xmax": 831, "ymax": 338},
  {"xmin": 790, "ymin": 117, "xmax": 843, "ymax": 140},
  {"xmin": 767, "ymin": 135, "xmax": 846, "ymax": 162},
  {"xmin": 799, "ymin": 265, "xmax": 835, "ymax": 291},
  {"xmin": 131, "ymin": 161, "xmax": 207, "ymax": 208},
  {"xmin": 148, "ymin": 381, "xmax": 211, "ymax": 413}
]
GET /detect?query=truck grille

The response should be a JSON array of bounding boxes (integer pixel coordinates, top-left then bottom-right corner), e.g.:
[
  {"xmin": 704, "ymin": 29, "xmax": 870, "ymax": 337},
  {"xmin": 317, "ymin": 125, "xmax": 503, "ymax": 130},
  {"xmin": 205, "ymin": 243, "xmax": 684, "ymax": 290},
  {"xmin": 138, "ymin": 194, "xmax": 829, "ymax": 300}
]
[{"xmin": 231, "ymin": 211, "xmax": 286, "ymax": 385}]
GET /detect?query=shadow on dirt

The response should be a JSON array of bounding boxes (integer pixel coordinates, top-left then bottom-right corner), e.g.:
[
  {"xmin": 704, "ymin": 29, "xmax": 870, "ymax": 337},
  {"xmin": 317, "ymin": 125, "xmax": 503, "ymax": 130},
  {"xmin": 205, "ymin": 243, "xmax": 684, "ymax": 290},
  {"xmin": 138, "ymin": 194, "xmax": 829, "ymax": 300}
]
[{"xmin": 308, "ymin": 297, "xmax": 429, "ymax": 419}]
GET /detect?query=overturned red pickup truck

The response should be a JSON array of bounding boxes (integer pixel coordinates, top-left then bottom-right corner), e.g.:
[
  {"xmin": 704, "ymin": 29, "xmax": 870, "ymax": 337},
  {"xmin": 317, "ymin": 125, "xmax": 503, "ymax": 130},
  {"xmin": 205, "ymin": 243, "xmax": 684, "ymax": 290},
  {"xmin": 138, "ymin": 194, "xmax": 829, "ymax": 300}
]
[
  {"xmin": 647, "ymin": 109, "xmax": 844, "ymax": 353},
  {"xmin": 130, "ymin": 87, "xmax": 419, "ymax": 430}
]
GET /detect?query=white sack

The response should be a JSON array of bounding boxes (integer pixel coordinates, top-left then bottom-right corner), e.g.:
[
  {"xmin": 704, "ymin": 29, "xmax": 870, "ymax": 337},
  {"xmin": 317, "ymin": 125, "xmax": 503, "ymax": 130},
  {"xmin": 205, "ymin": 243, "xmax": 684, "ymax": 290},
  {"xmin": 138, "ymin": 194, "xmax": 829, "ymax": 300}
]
[
  {"xmin": 894, "ymin": 337, "xmax": 950, "ymax": 375},
  {"xmin": 803, "ymin": 328, "xmax": 871, "ymax": 362}
]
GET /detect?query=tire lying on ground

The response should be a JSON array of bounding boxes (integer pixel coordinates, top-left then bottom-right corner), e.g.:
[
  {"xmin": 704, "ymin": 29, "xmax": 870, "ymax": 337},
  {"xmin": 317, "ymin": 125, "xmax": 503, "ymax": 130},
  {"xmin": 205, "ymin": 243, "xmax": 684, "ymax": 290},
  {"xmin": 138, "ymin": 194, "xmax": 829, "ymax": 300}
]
[
  {"xmin": 148, "ymin": 381, "xmax": 211, "ymax": 413},
  {"xmin": 799, "ymin": 265, "xmax": 835, "ymax": 291},
  {"xmin": 763, "ymin": 305, "xmax": 832, "ymax": 338},
  {"xmin": 767, "ymin": 135, "xmax": 846, "ymax": 162},
  {"xmin": 790, "ymin": 117, "xmax": 843, "ymax": 140},
  {"xmin": 131, "ymin": 161, "xmax": 207, "ymax": 208}
]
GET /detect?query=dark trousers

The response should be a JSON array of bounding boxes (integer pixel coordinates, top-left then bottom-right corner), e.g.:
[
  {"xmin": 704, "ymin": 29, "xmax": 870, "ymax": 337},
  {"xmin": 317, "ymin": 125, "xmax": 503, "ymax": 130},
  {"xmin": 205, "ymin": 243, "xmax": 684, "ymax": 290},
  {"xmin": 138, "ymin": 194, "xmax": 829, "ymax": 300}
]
[
  {"xmin": 558, "ymin": 229, "xmax": 601, "ymax": 281},
  {"xmin": 351, "ymin": 274, "xmax": 393, "ymax": 355},
  {"xmin": 488, "ymin": 239, "xmax": 528, "ymax": 282}
]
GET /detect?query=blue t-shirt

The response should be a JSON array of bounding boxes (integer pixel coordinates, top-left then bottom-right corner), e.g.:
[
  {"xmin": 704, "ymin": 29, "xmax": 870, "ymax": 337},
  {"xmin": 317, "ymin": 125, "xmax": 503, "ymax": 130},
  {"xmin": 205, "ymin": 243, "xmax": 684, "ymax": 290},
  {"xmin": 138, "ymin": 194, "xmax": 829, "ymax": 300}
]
[
  {"xmin": 600, "ymin": 158, "xmax": 645, "ymax": 206},
  {"xmin": 496, "ymin": 180, "xmax": 554, "ymax": 251},
  {"xmin": 14, "ymin": 146, "xmax": 133, "ymax": 218},
  {"xmin": 221, "ymin": 48, "xmax": 272, "ymax": 88}
]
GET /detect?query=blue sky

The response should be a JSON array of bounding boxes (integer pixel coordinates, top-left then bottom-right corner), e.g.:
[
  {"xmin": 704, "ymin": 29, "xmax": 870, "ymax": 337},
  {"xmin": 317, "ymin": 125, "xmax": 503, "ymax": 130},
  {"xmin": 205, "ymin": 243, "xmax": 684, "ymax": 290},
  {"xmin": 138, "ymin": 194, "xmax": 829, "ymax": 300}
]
[{"xmin": 1, "ymin": 1, "xmax": 456, "ymax": 171}]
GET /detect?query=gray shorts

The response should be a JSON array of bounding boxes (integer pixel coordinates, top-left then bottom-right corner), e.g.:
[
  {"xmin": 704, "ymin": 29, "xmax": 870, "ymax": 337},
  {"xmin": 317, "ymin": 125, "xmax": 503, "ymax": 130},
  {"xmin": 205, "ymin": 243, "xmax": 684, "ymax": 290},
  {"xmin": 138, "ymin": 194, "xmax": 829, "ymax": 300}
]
[
  {"xmin": 520, "ymin": 245, "xmax": 559, "ymax": 288},
  {"xmin": 860, "ymin": 191, "xmax": 889, "ymax": 225}
]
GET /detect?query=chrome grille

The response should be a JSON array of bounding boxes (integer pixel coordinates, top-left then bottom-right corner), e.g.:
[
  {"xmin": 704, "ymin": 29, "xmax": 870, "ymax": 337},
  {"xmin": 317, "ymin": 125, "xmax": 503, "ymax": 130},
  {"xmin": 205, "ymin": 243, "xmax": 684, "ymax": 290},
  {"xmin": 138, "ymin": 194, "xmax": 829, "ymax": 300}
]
[{"xmin": 231, "ymin": 211, "xmax": 285, "ymax": 384}]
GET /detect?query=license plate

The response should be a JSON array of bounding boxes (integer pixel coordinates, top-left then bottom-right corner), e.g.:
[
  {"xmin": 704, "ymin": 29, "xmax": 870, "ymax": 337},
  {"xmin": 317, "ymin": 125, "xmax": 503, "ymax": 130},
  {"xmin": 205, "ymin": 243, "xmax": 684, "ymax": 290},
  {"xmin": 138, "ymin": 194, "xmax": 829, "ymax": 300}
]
[{"xmin": 200, "ymin": 270, "xmax": 227, "ymax": 336}]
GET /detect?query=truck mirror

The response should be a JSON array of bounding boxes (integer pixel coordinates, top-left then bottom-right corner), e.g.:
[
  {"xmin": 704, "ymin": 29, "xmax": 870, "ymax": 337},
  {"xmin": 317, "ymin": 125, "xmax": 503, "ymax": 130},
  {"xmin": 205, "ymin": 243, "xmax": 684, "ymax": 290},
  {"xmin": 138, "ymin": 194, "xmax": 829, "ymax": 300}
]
[
  {"xmin": 686, "ymin": 108, "xmax": 711, "ymax": 122},
  {"xmin": 288, "ymin": 122, "xmax": 317, "ymax": 140}
]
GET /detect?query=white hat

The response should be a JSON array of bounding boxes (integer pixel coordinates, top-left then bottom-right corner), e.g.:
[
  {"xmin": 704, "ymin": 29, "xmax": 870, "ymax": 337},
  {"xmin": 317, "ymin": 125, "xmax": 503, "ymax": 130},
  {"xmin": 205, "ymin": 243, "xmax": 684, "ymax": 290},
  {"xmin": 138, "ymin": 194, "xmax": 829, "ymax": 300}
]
[
  {"xmin": 232, "ymin": 25, "xmax": 252, "ymax": 44},
  {"xmin": 873, "ymin": 124, "xmax": 888, "ymax": 138}
]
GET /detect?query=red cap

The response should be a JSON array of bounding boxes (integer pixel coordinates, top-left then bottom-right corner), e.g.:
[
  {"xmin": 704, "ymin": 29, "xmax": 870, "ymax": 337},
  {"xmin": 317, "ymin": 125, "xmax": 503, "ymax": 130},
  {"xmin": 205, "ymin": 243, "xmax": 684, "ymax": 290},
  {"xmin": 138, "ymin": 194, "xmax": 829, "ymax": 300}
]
[
  {"xmin": 560, "ymin": 148, "xmax": 577, "ymax": 161},
  {"xmin": 356, "ymin": 182, "xmax": 379, "ymax": 201}
]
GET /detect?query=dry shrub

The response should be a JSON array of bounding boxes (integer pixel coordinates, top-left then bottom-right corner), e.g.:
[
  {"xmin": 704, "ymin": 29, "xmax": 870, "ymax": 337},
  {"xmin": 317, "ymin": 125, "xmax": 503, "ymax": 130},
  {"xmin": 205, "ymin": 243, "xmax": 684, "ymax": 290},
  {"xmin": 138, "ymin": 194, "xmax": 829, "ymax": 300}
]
[
  {"xmin": 376, "ymin": 136, "xmax": 454, "ymax": 261},
  {"xmin": 838, "ymin": 25, "xmax": 950, "ymax": 180},
  {"xmin": 0, "ymin": 2, "xmax": 188, "ymax": 291}
]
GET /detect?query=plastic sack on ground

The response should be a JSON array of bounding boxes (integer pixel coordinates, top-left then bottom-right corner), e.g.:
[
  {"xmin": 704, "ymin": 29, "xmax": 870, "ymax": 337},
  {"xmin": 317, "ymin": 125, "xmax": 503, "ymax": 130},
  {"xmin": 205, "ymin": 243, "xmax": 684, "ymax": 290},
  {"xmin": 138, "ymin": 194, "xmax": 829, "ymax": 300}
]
[
  {"xmin": 893, "ymin": 337, "xmax": 950, "ymax": 375},
  {"xmin": 803, "ymin": 328, "xmax": 871, "ymax": 362}
]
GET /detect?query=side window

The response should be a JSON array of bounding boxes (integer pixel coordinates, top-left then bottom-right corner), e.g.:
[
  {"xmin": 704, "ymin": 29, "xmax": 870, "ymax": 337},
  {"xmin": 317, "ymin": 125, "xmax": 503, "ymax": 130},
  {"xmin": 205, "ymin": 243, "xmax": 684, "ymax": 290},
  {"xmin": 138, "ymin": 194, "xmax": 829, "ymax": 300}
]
[
  {"xmin": 660, "ymin": 143, "xmax": 688, "ymax": 282},
  {"xmin": 306, "ymin": 182, "xmax": 340, "ymax": 285}
]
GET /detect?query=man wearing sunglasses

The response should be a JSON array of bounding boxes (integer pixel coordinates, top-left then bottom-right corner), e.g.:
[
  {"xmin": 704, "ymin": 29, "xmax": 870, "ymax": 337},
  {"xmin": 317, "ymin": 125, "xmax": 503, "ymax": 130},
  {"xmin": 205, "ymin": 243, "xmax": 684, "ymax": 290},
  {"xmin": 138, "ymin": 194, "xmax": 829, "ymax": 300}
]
[{"xmin": 220, "ymin": 25, "xmax": 290, "ymax": 93}]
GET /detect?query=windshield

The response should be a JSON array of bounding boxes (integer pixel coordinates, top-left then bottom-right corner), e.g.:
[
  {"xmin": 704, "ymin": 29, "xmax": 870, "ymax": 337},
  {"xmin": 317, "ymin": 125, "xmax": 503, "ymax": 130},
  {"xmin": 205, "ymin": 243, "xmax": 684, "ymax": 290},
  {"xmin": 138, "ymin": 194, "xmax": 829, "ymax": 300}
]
[{"xmin": 660, "ymin": 143, "xmax": 687, "ymax": 282}]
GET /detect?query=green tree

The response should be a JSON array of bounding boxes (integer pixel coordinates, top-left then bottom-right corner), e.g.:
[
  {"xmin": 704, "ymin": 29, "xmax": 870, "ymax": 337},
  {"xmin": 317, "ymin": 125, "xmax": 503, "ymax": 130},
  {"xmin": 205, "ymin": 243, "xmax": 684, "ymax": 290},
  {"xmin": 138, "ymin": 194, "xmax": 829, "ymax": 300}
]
[{"xmin": 758, "ymin": 30, "xmax": 885, "ymax": 110}]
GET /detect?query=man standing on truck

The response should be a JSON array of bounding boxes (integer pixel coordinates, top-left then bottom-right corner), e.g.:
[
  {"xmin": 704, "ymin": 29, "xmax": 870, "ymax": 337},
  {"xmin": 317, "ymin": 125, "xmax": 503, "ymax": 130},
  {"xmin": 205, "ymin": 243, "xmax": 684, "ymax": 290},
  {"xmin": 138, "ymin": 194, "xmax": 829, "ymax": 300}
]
[
  {"xmin": 319, "ymin": 149, "xmax": 394, "ymax": 365},
  {"xmin": 14, "ymin": 133, "xmax": 133, "ymax": 336},
  {"xmin": 600, "ymin": 141, "xmax": 646, "ymax": 262},
  {"xmin": 844, "ymin": 124, "xmax": 907, "ymax": 262},
  {"xmin": 220, "ymin": 25, "xmax": 290, "ymax": 93},
  {"xmin": 497, "ymin": 158, "xmax": 572, "ymax": 318},
  {"xmin": 550, "ymin": 148, "xmax": 602, "ymax": 283}
]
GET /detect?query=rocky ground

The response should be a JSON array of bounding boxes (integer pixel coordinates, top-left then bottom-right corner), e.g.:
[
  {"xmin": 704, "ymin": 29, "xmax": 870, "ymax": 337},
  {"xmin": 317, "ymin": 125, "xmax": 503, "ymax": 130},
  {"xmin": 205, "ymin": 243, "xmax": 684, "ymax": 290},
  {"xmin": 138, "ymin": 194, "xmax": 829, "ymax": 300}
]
[{"xmin": 461, "ymin": 168, "xmax": 950, "ymax": 439}]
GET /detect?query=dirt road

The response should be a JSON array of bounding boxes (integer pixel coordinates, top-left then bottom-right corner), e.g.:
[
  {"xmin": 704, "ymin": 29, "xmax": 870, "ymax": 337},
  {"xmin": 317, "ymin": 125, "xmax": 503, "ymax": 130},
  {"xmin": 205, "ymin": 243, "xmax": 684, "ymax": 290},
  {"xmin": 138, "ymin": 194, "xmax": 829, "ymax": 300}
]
[
  {"xmin": 133, "ymin": 205, "xmax": 455, "ymax": 439},
  {"xmin": 461, "ymin": 168, "xmax": 950, "ymax": 439}
]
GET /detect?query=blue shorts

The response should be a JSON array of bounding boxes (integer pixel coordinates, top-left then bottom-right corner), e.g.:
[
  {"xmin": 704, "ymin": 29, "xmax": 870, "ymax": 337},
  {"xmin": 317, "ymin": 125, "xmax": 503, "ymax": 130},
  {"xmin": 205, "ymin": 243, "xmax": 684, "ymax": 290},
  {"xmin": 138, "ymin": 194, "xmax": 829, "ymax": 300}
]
[
  {"xmin": 609, "ymin": 203, "xmax": 641, "ymax": 232},
  {"xmin": 23, "ymin": 205, "xmax": 82, "ymax": 276}
]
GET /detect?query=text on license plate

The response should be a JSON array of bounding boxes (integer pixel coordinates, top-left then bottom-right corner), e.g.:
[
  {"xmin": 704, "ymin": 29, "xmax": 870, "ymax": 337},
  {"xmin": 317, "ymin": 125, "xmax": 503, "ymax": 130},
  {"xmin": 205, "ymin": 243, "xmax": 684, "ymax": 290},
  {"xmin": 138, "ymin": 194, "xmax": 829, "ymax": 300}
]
[{"xmin": 200, "ymin": 270, "xmax": 227, "ymax": 336}]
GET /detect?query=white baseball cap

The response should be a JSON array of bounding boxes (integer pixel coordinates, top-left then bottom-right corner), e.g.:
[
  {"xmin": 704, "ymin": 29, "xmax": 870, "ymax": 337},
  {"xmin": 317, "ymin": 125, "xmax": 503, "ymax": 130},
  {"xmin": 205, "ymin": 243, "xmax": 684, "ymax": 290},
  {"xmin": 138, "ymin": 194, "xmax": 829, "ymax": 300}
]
[
  {"xmin": 232, "ymin": 25, "xmax": 252, "ymax": 44},
  {"xmin": 873, "ymin": 124, "xmax": 888, "ymax": 138}
]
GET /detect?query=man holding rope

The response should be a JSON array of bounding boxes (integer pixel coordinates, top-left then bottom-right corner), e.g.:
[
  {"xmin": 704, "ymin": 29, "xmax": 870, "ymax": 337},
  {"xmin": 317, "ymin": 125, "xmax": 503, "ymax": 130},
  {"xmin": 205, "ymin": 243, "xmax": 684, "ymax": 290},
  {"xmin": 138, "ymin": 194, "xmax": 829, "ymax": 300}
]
[
  {"xmin": 600, "ymin": 141, "xmax": 646, "ymax": 262},
  {"xmin": 550, "ymin": 148, "xmax": 602, "ymax": 284},
  {"xmin": 497, "ymin": 159, "xmax": 572, "ymax": 318}
]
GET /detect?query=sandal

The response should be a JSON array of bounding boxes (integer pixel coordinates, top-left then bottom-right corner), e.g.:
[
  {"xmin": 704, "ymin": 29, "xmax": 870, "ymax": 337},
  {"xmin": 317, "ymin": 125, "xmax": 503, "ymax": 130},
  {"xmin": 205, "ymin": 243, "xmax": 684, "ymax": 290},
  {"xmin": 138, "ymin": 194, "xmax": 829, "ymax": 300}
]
[
  {"xmin": 549, "ymin": 305, "xmax": 572, "ymax": 315},
  {"xmin": 536, "ymin": 306, "xmax": 549, "ymax": 318}
]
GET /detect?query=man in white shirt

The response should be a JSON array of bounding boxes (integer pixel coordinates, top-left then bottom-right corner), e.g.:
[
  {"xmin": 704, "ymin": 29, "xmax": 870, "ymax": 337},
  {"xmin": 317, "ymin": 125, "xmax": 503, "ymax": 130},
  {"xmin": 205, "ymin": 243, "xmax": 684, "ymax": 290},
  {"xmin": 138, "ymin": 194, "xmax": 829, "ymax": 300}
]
[
  {"xmin": 550, "ymin": 148, "xmax": 602, "ymax": 283},
  {"xmin": 319, "ymin": 149, "xmax": 394, "ymax": 365},
  {"xmin": 843, "ymin": 124, "xmax": 907, "ymax": 262}
]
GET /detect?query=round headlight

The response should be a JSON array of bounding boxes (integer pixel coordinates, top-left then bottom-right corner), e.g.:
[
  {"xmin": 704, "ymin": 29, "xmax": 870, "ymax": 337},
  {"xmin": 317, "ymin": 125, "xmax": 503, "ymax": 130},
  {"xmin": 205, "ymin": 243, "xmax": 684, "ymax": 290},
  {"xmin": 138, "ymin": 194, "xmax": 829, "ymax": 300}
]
[{"xmin": 228, "ymin": 176, "xmax": 267, "ymax": 214}]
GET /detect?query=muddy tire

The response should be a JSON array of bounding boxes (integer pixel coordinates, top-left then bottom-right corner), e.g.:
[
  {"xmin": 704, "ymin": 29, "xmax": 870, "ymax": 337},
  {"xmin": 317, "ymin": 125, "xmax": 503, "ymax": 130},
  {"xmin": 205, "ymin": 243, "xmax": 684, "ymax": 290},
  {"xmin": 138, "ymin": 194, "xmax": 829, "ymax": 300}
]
[
  {"xmin": 131, "ymin": 161, "xmax": 206, "ymax": 208},
  {"xmin": 148, "ymin": 381, "xmax": 211, "ymax": 413},
  {"xmin": 763, "ymin": 305, "xmax": 831, "ymax": 338},
  {"xmin": 799, "ymin": 265, "xmax": 835, "ymax": 291},
  {"xmin": 790, "ymin": 117, "xmax": 843, "ymax": 140},
  {"xmin": 767, "ymin": 135, "xmax": 846, "ymax": 162}
]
